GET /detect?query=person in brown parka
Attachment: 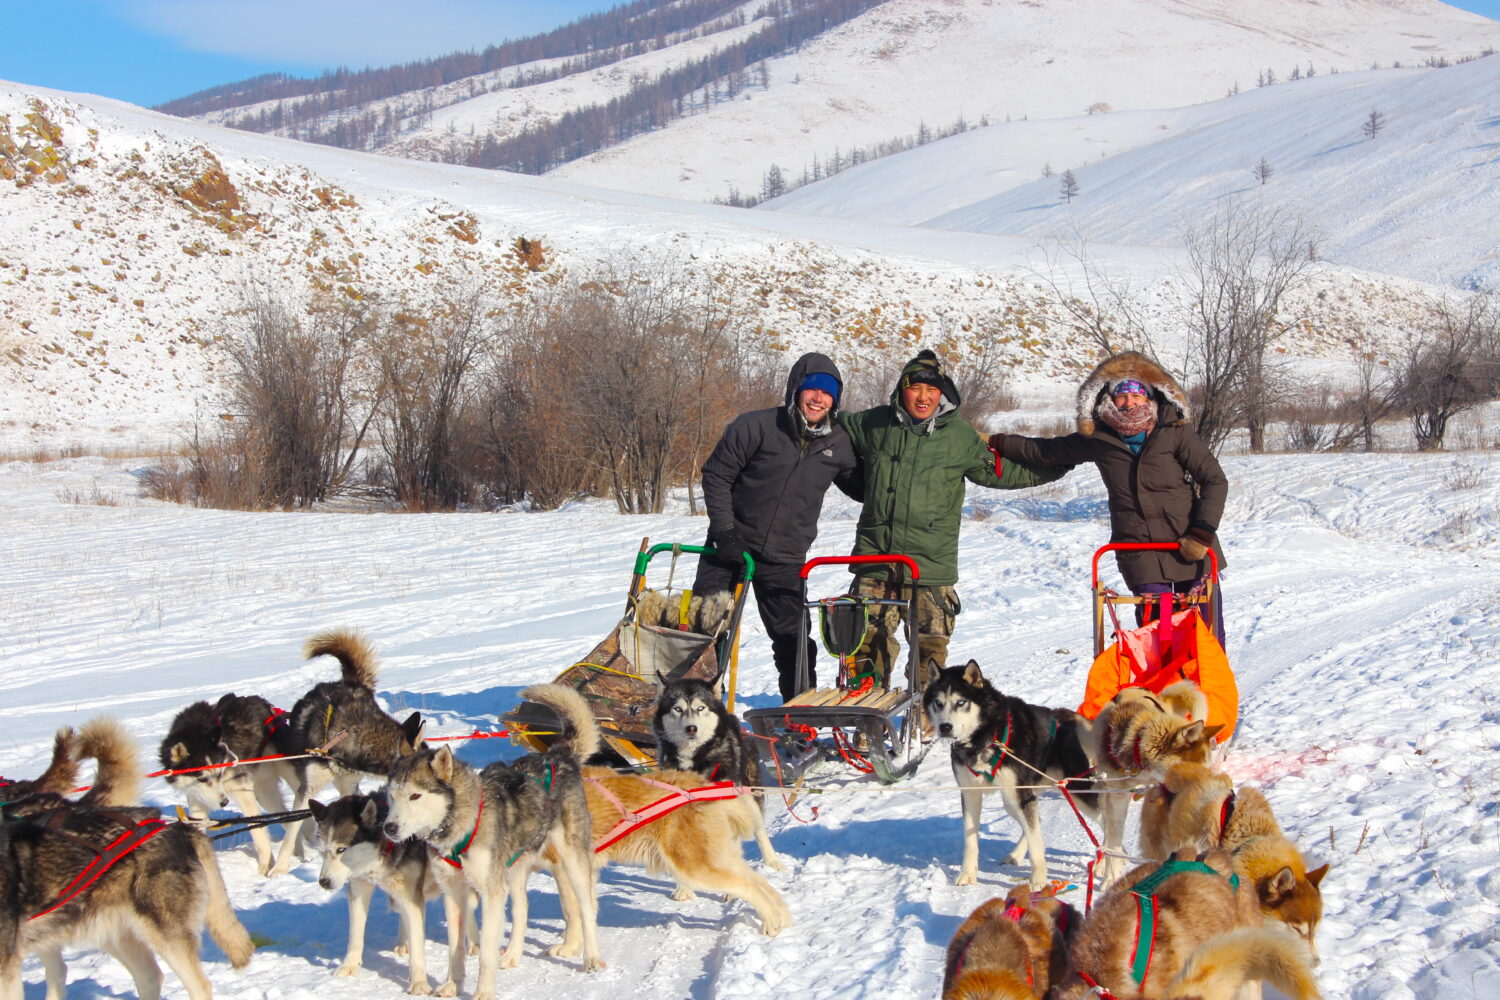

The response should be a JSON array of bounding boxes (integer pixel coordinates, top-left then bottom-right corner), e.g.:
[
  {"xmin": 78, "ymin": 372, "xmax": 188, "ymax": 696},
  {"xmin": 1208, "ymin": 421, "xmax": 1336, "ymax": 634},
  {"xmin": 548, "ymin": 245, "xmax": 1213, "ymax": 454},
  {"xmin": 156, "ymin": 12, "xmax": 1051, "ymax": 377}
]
[{"xmin": 989, "ymin": 351, "xmax": 1229, "ymax": 640}]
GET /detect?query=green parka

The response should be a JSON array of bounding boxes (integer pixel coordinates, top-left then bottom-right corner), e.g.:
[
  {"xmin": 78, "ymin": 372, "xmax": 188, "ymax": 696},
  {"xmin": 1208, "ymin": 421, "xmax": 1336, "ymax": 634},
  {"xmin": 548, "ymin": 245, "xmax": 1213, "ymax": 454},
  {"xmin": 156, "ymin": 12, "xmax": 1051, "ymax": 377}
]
[{"xmin": 839, "ymin": 362, "xmax": 1064, "ymax": 587}]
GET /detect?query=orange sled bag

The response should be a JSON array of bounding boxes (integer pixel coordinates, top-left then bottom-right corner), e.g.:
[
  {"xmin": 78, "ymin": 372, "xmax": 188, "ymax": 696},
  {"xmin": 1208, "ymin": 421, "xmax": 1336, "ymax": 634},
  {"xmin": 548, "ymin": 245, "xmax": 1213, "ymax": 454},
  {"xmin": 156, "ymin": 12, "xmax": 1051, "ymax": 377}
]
[{"xmin": 1078, "ymin": 604, "xmax": 1237, "ymax": 743}]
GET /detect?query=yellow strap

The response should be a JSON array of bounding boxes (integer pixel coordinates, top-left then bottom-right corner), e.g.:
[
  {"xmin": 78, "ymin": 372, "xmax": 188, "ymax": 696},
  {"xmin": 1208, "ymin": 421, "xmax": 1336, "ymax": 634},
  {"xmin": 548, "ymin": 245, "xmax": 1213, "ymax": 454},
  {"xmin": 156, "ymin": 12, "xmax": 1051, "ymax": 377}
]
[{"xmin": 677, "ymin": 589, "xmax": 694, "ymax": 629}]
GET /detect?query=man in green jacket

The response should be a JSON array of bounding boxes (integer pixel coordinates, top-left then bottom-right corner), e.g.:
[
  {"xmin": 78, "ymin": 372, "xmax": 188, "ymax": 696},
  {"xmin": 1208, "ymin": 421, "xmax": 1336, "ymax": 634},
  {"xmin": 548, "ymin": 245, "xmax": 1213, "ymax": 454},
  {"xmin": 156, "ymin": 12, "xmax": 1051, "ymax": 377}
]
[{"xmin": 839, "ymin": 349, "xmax": 1065, "ymax": 699}]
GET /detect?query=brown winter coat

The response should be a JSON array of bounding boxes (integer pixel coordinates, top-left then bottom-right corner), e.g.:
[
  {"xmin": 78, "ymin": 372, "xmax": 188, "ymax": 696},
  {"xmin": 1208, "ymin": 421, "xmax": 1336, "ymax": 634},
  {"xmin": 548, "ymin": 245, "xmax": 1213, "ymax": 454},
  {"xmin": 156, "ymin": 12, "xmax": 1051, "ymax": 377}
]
[{"xmin": 998, "ymin": 352, "xmax": 1228, "ymax": 590}]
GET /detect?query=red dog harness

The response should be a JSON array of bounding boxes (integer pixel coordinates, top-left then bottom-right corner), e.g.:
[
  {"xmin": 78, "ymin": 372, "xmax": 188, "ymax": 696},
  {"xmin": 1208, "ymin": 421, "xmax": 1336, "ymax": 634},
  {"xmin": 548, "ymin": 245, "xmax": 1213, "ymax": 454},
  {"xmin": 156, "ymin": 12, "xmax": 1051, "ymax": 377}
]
[
  {"xmin": 29, "ymin": 810, "xmax": 172, "ymax": 920},
  {"xmin": 586, "ymin": 776, "xmax": 739, "ymax": 852}
]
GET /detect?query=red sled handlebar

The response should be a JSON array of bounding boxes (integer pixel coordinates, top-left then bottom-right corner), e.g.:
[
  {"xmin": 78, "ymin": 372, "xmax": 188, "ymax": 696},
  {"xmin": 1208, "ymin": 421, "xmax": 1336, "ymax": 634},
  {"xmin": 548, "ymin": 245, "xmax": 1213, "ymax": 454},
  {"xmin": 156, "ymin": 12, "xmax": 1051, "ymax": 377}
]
[
  {"xmin": 800, "ymin": 554, "xmax": 921, "ymax": 582},
  {"xmin": 1091, "ymin": 542, "xmax": 1219, "ymax": 586}
]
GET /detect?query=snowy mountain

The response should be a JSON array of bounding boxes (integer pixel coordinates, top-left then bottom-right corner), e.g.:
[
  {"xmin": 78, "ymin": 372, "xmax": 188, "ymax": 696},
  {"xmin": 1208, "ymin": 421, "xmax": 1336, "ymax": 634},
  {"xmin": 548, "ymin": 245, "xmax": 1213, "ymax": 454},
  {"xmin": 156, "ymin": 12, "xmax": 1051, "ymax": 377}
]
[
  {"xmin": 167, "ymin": 0, "xmax": 1500, "ymax": 204},
  {"xmin": 768, "ymin": 56, "xmax": 1500, "ymax": 290}
]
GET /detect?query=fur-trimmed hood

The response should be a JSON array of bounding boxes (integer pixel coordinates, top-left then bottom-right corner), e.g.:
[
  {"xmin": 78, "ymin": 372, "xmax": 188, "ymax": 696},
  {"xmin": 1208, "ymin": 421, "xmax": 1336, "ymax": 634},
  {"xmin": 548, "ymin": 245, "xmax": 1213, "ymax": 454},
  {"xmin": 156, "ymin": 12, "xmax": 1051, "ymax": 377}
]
[{"xmin": 1076, "ymin": 351, "xmax": 1191, "ymax": 436}]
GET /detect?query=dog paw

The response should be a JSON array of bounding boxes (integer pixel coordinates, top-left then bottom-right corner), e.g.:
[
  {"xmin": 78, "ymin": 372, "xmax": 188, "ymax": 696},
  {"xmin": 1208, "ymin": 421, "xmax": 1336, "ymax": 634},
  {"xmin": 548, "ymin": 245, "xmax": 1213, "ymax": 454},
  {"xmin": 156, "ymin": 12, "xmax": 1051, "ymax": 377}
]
[
  {"xmin": 581, "ymin": 956, "xmax": 607, "ymax": 973},
  {"xmin": 547, "ymin": 942, "xmax": 580, "ymax": 959},
  {"xmin": 1002, "ymin": 846, "xmax": 1026, "ymax": 866},
  {"xmin": 954, "ymin": 869, "xmax": 978, "ymax": 887},
  {"xmin": 467, "ymin": 942, "xmax": 480, "ymax": 956},
  {"xmin": 497, "ymin": 953, "xmax": 520, "ymax": 971},
  {"xmin": 333, "ymin": 964, "xmax": 360, "ymax": 978},
  {"xmin": 394, "ymin": 943, "xmax": 409, "ymax": 958},
  {"xmin": 434, "ymin": 982, "xmax": 458, "ymax": 997},
  {"xmin": 671, "ymin": 886, "xmax": 696, "ymax": 902},
  {"xmin": 406, "ymin": 981, "xmax": 432, "ymax": 996}
]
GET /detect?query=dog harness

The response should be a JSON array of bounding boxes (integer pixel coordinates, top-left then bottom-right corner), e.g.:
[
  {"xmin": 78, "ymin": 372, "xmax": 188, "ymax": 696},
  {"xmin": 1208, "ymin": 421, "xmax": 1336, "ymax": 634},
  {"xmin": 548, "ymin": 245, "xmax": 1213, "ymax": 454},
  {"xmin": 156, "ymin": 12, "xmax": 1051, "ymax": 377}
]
[
  {"xmin": 26, "ymin": 808, "xmax": 172, "ymax": 920},
  {"xmin": 962, "ymin": 712, "xmax": 1013, "ymax": 782},
  {"xmin": 439, "ymin": 795, "xmax": 484, "ymax": 869},
  {"xmin": 585, "ymin": 776, "xmax": 739, "ymax": 852},
  {"xmin": 1125, "ymin": 858, "xmax": 1240, "ymax": 987}
]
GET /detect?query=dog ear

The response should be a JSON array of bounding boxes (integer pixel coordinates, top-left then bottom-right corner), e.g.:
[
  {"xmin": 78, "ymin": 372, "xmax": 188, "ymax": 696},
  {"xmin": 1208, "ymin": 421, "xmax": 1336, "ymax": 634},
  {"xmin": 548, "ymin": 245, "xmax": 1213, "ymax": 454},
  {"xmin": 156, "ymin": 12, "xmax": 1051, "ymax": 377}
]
[
  {"xmin": 359, "ymin": 797, "xmax": 381, "ymax": 829},
  {"xmin": 1201, "ymin": 723, "xmax": 1225, "ymax": 743},
  {"xmin": 398, "ymin": 711, "xmax": 424, "ymax": 753},
  {"xmin": 1266, "ymin": 865, "xmax": 1296, "ymax": 903},
  {"xmin": 1306, "ymin": 862, "xmax": 1330, "ymax": 887},
  {"xmin": 1172, "ymin": 720, "xmax": 1206, "ymax": 749},
  {"xmin": 655, "ymin": 670, "xmax": 668, "ymax": 689},
  {"xmin": 168, "ymin": 741, "xmax": 189, "ymax": 764},
  {"xmin": 307, "ymin": 798, "xmax": 327, "ymax": 823},
  {"xmin": 432, "ymin": 745, "xmax": 454, "ymax": 783},
  {"xmin": 960, "ymin": 659, "xmax": 983, "ymax": 687}
]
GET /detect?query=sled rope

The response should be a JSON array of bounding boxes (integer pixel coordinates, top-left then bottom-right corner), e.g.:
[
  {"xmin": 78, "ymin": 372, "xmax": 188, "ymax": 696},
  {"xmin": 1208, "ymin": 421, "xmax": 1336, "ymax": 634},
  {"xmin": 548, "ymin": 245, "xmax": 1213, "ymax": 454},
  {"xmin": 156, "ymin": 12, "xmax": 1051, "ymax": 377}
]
[{"xmin": 830, "ymin": 727, "xmax": 875, "ymax": 773}]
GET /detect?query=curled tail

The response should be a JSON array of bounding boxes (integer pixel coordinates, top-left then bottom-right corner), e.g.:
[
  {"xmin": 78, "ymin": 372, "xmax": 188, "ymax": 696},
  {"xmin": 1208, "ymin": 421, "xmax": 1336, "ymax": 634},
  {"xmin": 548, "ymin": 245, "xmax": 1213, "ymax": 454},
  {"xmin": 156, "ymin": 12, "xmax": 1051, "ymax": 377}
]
[
  {"xmin": 32, "ymin": 726, "xmax": 80, "ymax": 796},
  {"xmin": 1165, "ymin": 925, "xmax": 1319, "ymax": 1000},
  {"xmin": 190, "ymin": 829, "xmax": 254, "ymax": 969},
  {"xmin": 520, "ymin": 684, "xmax": 601, "ymax": 764},
  {"xmin": 77, "ymin": 717, "xmax": 141, "ymax": 808},
  {"xmin": 305, "ymin": 629, "xmax": 379, "ymax": 689}
]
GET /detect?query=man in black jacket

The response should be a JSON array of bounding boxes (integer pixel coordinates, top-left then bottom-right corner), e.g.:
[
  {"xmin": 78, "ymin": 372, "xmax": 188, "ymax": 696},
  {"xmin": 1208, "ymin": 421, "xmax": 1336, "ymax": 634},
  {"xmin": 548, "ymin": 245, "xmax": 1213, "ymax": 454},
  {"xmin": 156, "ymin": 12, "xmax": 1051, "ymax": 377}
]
[{"xmin": 695, "ymin": 352, "xmax": 862, "ymax": 702}]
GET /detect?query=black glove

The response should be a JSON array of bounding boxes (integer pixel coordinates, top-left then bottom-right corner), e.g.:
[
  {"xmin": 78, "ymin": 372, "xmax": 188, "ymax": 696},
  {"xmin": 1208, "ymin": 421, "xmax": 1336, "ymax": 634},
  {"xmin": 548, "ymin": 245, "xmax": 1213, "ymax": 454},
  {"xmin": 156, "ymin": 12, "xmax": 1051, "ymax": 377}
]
[
  {"xmin": 1178, "ymin": 523, "xmax": 1215, "ymax": 562},
  {"xmin": 711, "ymin": 528, "xmax": 748, "ymax": 567},
  {"xmin": 987, "ymin": 432, "xmax": 1006, "ymax": 454}
]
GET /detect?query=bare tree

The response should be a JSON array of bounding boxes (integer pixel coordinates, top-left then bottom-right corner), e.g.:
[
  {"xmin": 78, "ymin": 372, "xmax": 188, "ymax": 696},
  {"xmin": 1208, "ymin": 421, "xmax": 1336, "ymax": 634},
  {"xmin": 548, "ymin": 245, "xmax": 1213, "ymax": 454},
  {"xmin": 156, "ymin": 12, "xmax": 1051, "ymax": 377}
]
[
  {"xmin": 1032, "ymin": 231, "xmax": 1153, "ymax": 357},
  {"xmin": 1253, "ymin": 156, "xmax": 1273, "ymax": 186},
  {"xmin": 1179, "ymin": 202, "xmax": 1320, "ymax": 451},
  {"xmin": 1390, "ymin": 298, "xmax": 1499, "ymax": 450},
  {"xmin": 1362, "ymin": 108, "xmax": 1386, "ymax": 140},
  {"xmin": 1059, "ymin": 169, "xmax": 1080, "ymax": 203},
  {"xmin": 1344, "ymin": 333, "xmax": 1400, "ymax": 451}
]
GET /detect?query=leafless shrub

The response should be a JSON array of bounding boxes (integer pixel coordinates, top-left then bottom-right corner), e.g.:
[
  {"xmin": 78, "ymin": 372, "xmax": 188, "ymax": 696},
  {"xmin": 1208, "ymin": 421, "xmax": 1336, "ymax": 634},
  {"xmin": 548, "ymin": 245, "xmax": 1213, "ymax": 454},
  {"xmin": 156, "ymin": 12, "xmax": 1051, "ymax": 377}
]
[
  {"xmin": 1180, "ymin": 201, "xmax": 1320, "ymax": 451},
  {"xmin": 1389, "ymin": 297, "xmax": 1500, "ymax": 451},
  {"xmin": 1032, "ymin": 231, "xmax": 1154, "ymax": 358},
  {"xmin": 1444, "ymin": 461, "xmax": 1483, "ymax": 491},
  {"xmin": 56, "ymin": 481, "xmax": 119, "ymax": 506},
  {"xmin": 137, "ymin": 461, "xmax": 193, "ymax": 504}
]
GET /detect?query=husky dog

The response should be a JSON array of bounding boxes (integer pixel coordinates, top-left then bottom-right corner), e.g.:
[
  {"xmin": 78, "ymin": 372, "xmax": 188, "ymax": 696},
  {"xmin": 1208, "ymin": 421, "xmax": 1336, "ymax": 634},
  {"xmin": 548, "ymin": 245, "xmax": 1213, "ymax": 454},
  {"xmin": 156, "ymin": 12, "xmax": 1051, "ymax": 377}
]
[
  {"xmin": 942, "ymin": 884, "xmax": 1077, "ymax": 1000},
  {"xmin": 0, "ymin": 727, "xmax": 80, "ymax": 820},
  {"xmin": 0, "ymin": 718, "xmax": 254, "ymax": 1000},
  {"xmin": 651, "ymin": 675, "xmax": 783, "ymax": 873},
  {"xmin": 160, "ymin": 692, "xmax": 297, "ymax": 875},
  {"xmin": 922, "ymin": 661, "xmax": 1101, "ymax": 890},
  {"xmin": 1138, "ymin": 762, "xmax": 1236, "ymax": 861},
  {"xmin": 1056, "ymin": 850, "xmax": 1317, "ymax": 1000},
  {"xmin": 308, "ymin": 791, "xmax": 478, "ymax": 995},
  {"xmin": 385, "ymin": 684, "xmax": 602, "ymax": 1000},
  {"xmin": 270, "ymin": 630, "xmax": 423, "ymax": 876},
  {"xmin": 547, "ymin": 764, "xmax": 791, "ymax": 943},
  {"xmin": 1090, "ymin": 685, "xmax": 1224, "ymax": 886},
  {"xmin": 1218, "ymin": 783, "xmax": 1330, "ymax": 961}
]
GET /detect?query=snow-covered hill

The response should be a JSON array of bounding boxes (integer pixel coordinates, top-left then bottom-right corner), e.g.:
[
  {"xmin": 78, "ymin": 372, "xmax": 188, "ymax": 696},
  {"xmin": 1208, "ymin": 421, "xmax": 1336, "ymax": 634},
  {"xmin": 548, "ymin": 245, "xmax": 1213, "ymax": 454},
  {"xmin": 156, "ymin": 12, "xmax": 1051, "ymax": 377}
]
[{"xmin": 769, "ymin": 57, "xmax": 1500, "ymax": 290}]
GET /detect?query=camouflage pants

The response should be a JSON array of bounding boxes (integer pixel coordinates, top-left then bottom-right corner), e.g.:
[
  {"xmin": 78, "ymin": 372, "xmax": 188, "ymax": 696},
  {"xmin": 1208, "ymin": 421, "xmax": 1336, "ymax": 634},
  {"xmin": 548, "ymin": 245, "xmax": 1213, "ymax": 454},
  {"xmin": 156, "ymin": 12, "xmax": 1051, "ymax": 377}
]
[{"xmin": 851, "ymin": 578, "xmax": 961, "ymax": 690}]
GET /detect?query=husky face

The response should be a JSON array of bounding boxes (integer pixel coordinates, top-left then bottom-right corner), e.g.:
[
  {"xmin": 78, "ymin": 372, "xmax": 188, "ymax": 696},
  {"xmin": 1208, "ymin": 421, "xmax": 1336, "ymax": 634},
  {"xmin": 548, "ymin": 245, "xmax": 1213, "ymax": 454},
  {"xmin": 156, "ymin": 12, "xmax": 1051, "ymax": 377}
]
[
  {"xmin": 311, "ymin": 795, "xmax": 387, "ymax": 892},
  {"xmin": 922, "ymin": 666, "xmax": 988, "ymax": 743},
  {"xmin": 163, "ymin": 738, "xmax": 245, "ymax": 814},
  {"xmin": 656, "ymin": 689, "xmax": 719, "ymax": 758},
  {"xmin": 384, "ymin": 748, "xmax": 457, "ymax": 842}
]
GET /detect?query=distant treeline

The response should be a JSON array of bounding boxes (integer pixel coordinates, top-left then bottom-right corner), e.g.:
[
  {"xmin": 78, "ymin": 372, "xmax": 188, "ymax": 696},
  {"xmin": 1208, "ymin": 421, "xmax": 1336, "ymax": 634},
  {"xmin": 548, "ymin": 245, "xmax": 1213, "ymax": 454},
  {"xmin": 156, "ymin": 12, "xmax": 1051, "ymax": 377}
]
[{"xmin": 154, "ymin": 0, "xmax": 748, "ymax": 120}]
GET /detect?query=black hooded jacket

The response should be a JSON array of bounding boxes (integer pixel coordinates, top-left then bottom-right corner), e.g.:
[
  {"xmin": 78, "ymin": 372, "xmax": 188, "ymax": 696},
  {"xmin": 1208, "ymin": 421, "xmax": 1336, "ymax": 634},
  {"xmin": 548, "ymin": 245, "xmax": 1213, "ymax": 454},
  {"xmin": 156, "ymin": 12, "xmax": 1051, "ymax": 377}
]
[{"xmin": 700, "ymin": 352, "xmax": 862, "ymax": 565}]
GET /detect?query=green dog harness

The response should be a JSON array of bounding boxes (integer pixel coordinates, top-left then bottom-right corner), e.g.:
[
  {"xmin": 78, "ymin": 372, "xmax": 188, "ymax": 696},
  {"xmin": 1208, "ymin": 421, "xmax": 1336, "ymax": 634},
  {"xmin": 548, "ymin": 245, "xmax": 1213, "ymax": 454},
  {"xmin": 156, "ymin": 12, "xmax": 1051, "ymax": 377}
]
[{"xmin": 1128, "ymin": 858, "xmax": 1240, "ymax": 986}]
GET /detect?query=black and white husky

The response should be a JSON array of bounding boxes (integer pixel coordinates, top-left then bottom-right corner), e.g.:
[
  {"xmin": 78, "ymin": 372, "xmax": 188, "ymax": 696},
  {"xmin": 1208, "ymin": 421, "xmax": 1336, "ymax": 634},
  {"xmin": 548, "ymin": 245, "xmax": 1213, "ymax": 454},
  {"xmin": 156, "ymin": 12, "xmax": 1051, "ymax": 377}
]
[
  {"xmin": 651, "ymin": 675, "xmax": 783, "ymax": 873},
  {"xmin": 922, "ymin": 660, "xmax": 1101, "ymax": 890},
  {"xmin": 159, "ymin": 692, "xmax": 298, "ymax": 875},
  {"xmin": 308, "ymin": 791, "xmax": 477, "ymax": 995}
]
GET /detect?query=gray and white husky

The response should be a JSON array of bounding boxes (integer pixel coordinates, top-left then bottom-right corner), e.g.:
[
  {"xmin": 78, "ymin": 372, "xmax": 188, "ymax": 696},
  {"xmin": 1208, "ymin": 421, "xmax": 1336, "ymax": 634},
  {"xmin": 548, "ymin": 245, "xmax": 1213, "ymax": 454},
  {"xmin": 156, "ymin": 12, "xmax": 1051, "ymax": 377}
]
[
  {"xmin": 269, "ymin": 630, "xmax": 423, "ymax": 876},
  {"xmin": 651, "ymin": 675, "xmax": 783, "ymax": 874},
  {"xmin": 308, "ymin": 791, "xmax": 478, "ymax": 996},
  {"xmin": 922, "ymin": 660, "xmax": 1102, "ymax": 890},
  {"xmin": 159, "ymin": 692, "xmax": 297, "ymax": 875},
  {"xmin": 384, "ymin": 684, "xmax": 603, "ymax": 1000},
  {"xmin": 1, "ymin": 718, "xmax": 254, "ymax": 1000}
]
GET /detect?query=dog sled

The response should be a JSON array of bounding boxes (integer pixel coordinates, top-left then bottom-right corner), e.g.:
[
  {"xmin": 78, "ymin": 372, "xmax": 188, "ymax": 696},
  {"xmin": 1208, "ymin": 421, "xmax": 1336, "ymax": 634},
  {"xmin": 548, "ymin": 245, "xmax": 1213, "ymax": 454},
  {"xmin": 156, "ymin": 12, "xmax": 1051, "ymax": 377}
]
[
  {"xmin": 502, "ymin": 539, "xmax": 753, "ymax": 766},
  {"xmin": 743, "ymin": 555, "xmax": 925, "ymax": 785},
  {"xmin": 1078, "ymin": 542, "xmax": 1238, "ymax": 742}
]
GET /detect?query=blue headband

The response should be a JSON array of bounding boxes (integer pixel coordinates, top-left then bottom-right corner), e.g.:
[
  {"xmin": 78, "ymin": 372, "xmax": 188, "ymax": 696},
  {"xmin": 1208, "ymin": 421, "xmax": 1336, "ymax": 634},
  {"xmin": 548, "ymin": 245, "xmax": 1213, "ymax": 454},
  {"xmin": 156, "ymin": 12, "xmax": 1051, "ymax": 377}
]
[{"xmin": 799, "ymin": 372, "xmax": 841, "ymax": 401}]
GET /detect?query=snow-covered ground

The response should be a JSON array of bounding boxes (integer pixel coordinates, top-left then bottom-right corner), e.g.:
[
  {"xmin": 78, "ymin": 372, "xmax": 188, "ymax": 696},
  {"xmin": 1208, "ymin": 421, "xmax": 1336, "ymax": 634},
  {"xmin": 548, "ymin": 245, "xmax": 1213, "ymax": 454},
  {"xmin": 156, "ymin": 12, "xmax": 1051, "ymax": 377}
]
[{"xmin": 4, "ymin": 449, "xmax": 1498, "ymax": 999}]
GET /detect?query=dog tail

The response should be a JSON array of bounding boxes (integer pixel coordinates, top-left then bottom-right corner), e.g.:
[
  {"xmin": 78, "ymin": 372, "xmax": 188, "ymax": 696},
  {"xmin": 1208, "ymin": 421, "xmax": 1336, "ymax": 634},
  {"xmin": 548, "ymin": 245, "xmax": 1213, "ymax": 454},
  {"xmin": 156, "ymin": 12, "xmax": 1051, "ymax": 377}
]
[
  {"xmin": 520, "ymin": 683, "xmax": 601, "ymax": 764},
  {"xmin": 305, "ymin": 629, "xmax": 379, "ymax": 689},
  {"xmin": 77, "ymin": 717, "xmax": 141, "ymax": 808},
  {"xmin": 190, "ymin": 829, "xmax": 255, "ymax": 969},
  {"xmin": 31, "ymin": 726, "xmax": 81, "ymax": 796},
  {"xmin": 1164, "ymin": 924, "xmax": 1319, "ymax": 1000}
]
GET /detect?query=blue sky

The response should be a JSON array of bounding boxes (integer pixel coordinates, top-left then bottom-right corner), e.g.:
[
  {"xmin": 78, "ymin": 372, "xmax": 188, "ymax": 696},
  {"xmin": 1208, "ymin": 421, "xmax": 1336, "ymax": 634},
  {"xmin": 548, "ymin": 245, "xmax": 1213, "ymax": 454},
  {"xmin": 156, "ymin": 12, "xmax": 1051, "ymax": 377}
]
[{"xmin": 1, "ymin": 0, "xmax": 1496, "ymax": 109}]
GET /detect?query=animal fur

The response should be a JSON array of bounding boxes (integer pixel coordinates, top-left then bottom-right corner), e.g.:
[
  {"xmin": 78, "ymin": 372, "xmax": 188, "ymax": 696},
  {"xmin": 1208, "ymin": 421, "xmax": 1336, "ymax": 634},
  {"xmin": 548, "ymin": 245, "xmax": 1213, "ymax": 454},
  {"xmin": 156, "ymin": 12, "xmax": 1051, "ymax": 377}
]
[
  {"xmin": 1089, "ymin": 686, "xmax": 1223, "ymax": 887},
  {"xmin": 634, "ymin": 588, "xmax": 734, "ymax": 636},
  {"xmin": 922, "ymin": 661, "xmax": 1101, "ymax": 890},
  {"xmin": 1158, "ymin": 679, "xmax": 1210, "ymax": 726},
  {"xmin": 160, "ymin": 692, "xmax": 296, "ymax": 875},
  {"xmin": 1218, "ymin": 784, "xmax": 1329, "ymax": 961},
  {"xmin": 651, "ymin": 675, "xmax": 783, "ymax": 873},
  {"xmin": 1075, "ymin": 351, "xmax": 1192, "ymax": 437},
  {"xmin": 0, "ymin": 719, "xmax": 253, "ymax": 1000},
  {"xmin": 942, "ymin": 885, "xmax": 1077, "ymax": 1000},
  {"xmin": 1054, "ymin": 849, "xmax": 1262, "ymax": 1000},
  {"xmin": 308, "ymin": 791, "xmax": 477, "ymax": 995},
  {"xmin": 1162, "ymin": 923, "xmax": 1321, "ymax": 999},
  {"xmin": 1138, "ymin": 763, "xmax": 1235, "ymax": 861},
  {"xmin": 385, "ymin": 683, "xmax": 603, "ymax": 1000},
  {"xmin": 543, "ymin": 765, "xmax": 791, "ymax": 944},
  {"xmin": 0, "ymin": 728, "xmax": 79, "ymax": 819},
  {"xmin": 269, "ymin": 630, "xmax": 423, "ymax": 876}
]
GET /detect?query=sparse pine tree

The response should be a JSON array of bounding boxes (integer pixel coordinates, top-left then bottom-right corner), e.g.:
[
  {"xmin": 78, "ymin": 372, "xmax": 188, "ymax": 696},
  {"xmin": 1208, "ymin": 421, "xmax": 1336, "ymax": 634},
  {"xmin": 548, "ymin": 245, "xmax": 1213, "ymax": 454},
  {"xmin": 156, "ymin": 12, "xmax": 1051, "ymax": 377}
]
[
  {"xmin": 1060, "ymin": 169, "xmax": 1079, "ymax": 203},
  {"xmin": 1042, "ymin": 162, "xmax": 1053, "ymax": 178},
  {"xmin": 762, "ymin": 163, "xmax": 786, "ymax": 201},
  {"xmin": 1362, "ymin": 108, "xmax": 1386, "ymax": 140},
  {"xmin": 1290, "ymin": 65, "xmax": 1301, "ymax": 81},
  {"xmin": 1254, "ymin": 156, "xmax": 1273, "ymax": 185},
  {"xmin": 917, "ymin": 120, "xmax": 932, "ymax": 145},
  {"xmin": 1306, "ymin": 63, "xmax": 1317, "ymax": 77},
  {"xmin": 1266, "ymin": 67, "xmax": 1277, "ymax": 85}
]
